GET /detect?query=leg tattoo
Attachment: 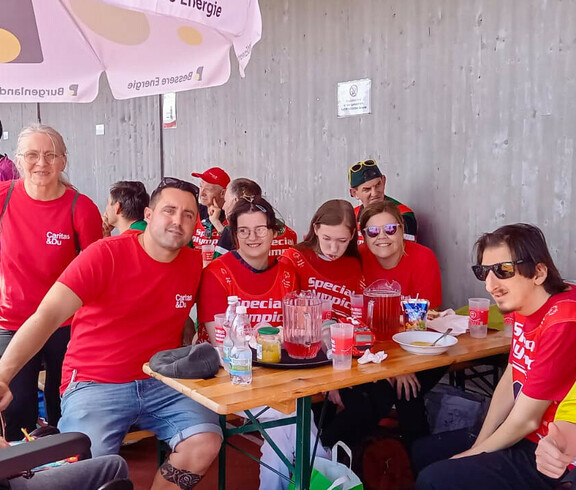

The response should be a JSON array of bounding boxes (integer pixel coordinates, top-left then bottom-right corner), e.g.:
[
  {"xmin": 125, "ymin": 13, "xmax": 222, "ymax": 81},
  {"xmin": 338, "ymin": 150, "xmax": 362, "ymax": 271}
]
[{"xmin": 160, "ymin": 461, "xmax": 202, "ymax": 489}]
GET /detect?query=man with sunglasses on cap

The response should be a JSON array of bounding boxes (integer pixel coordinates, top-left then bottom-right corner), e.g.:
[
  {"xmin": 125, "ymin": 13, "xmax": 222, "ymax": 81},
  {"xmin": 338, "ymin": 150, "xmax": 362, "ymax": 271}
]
[
  {"xmin": 348, "ymin": 159, "xmax": 418, "ymax": 242},
  {"xmin": 0, "ymin": 177, "xmax": 222, "ymax": 490},
  {"xmin": 416, "ymin": 223, "xmax": 576, "ymax": 490},
  {"xmin": 190, "ymin": 166, "xmax": 230, "ymax": 249}
]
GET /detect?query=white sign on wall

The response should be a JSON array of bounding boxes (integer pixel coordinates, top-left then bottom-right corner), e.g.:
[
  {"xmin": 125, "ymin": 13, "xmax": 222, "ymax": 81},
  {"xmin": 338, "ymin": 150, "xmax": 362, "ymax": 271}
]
[{"xmin": 337, "ymin": 78, "xmax": 371, "ymax": 118}]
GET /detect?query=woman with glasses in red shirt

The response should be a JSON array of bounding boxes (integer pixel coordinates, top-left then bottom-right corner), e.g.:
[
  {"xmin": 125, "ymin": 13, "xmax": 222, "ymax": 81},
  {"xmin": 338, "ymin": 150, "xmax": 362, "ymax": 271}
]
[
  {"xmin": 322, "ymin": 200, "xmax": 444, "ymax": 451},
  {"xmin": 197, "ymin": 196, "xmax": 329, "ymax": 490}
]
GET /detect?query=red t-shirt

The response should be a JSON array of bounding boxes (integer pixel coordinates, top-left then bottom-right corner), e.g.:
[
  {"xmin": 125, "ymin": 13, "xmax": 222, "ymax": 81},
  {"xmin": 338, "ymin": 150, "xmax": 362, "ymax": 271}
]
[
  {"xmin": 197, "ymin": 252, "xmax": 298, "ymax": 341},
  {"xmin": 510, "ymin": 286, "xmax": 576, "ymax": 443},
  {"xmin": 269, "ymin": 225, "xmax": 298, "ymax": 258},
  {"xmin": 0, "ymin": 180, "xmax": 102, "ymax": 330},
  {"xmin": 280, "ymin": 247, "xmax": 363, "ymax": 319},
  {"xmin": 359, "ymin": 240, "xmax": 442, "ymax": 309},
  {"xmin": 58, "ymin": 232, "xmax": 202, "ymax": 390},
  {"xmin": 191, "ymin": 213, "xmax": 223, "ymax": 248}
]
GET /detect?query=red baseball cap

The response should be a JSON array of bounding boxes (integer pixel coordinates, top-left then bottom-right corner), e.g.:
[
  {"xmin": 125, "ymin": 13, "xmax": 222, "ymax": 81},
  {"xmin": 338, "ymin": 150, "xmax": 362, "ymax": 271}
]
[{"xmin": 191, "ymin": 167, "xmax": 230, "ymax": 188}]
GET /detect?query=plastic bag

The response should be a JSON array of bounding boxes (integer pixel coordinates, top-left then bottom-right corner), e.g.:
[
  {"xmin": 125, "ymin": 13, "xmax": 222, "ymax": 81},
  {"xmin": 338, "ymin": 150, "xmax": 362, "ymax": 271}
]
[{"xmin": 288, "ymin": 441, "xmax": 363, "ymax": 490}]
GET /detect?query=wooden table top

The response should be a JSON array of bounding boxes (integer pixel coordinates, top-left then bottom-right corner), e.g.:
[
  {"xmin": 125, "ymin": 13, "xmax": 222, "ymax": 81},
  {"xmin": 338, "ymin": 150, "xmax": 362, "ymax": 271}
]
[{"xmin": 143, "ymin": 330, "xmax": 511, "ymax": 416}]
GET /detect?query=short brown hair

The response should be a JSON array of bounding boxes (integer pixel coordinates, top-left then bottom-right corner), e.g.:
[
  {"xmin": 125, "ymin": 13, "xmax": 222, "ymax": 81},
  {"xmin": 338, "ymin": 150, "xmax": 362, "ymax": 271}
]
[{"xmin": 359, "ymin": 201, "xmax": 404, "ymax": 234}]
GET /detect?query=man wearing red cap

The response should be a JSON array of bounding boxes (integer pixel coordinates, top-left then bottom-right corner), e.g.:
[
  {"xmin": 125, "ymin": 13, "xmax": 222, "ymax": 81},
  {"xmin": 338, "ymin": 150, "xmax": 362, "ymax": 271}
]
[{"xmin": 190, "ymin": 167, "xmax": 230, "ymax": 249}]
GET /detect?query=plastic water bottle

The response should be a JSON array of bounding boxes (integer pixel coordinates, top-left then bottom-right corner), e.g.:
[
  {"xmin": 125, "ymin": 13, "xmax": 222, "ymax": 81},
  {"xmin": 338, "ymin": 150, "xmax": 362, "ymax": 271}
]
[
  {"xmin": 229, "ymin": 305, "xmax": 253, "ymax": 385},
  {"xmin": 222, "ymin": 296, "xmax": 239, "ymax": 372}
]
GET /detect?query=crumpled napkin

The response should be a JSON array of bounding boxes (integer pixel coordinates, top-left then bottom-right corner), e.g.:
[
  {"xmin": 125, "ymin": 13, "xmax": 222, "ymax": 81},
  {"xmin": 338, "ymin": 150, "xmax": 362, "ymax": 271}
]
[
  {"xmin": 357, "ymin": 349, "xmax": 388, "ymax": 364},
  {"xmin": 426, "ymin": 309, "xmax": 468, "ymax": 336}
]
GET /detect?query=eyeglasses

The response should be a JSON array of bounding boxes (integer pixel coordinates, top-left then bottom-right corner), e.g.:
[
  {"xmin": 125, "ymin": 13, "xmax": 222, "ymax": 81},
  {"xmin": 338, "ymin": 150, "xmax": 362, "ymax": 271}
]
[
  {"xmin": 363, "ymin": 223, "xmax": 401, "ymax": 238},
  {"xmin": 156, "ymin": 177, "xmax": 199, "ymax": 198},
  {"xmin": 471, "ymin": 259, "xmax": 529, "ymax": 281},
  {"xmin": 348, "ymin": 159, "xmax": 376, "ymax": 182},
  {"xmin": 18, "ymin": 151, "xmax": 62, "ymax": 165},
  {"xmin": 237, "ymin": 225, "xmax": 270, "ymax": 239}
]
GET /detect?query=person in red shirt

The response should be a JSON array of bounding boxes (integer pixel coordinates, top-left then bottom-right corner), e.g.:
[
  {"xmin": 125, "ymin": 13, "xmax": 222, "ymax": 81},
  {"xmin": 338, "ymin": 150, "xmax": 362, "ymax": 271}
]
[
  {"xmin": 322, "ymin": 200, "xmax": 443, "ymax": 450},
  {"xmin": 416, "ymin": 223, "xmax": 576, "ymax": 490},
  {"xmin": 197, "ymin": 197, "xmax": 328, "ymax": 490},
  {"xmin": 197, "ymin": 195, "xmax": 297, "ymax": 343},
  {"xmin": 0, "ymin": 124, "xmax": 102, "ymax": 441},
  {"xmin": 280, "ymin": 199, "xmax": 363, "ymax": 320},
  {"xmin": 190, "ymin": 166, "xmax": 230, "ymax": 248},
  {"xmin": 0, "ymin": 178, "xmax": 222, "ymax": 490}
]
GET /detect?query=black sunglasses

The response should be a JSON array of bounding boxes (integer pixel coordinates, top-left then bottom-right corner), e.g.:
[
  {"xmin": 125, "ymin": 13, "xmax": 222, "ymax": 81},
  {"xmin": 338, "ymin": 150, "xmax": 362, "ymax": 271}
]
[
  {"xmin": 472, "ymin": 259, "xmax": 529, "ymax": 281},
  {"xmin": 156, "ymin": 177, "xmax": 199, "ymax": 198}
]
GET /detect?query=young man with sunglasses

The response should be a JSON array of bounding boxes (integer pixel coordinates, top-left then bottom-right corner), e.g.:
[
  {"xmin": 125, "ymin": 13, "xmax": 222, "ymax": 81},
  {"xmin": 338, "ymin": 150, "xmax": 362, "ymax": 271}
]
[
  {"xmin": 190, "ymin": 166, "xmax": 230, "ymax": 249},
  {"xmin": 0, "ymin": 177, "xmax": 222, "ymax": 490},
  {"xmin": 416, "ymin": 223, "xmax": 576, "ymax": 490},
  {"xmin": 348, "ymin": 159, "xmax": 418, "ymax": 242}
]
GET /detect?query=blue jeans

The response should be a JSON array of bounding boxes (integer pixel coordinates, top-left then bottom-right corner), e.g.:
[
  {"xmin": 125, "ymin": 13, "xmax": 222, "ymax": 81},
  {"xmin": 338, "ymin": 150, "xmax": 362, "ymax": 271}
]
[{"xmin": 59, "ymin": 377, "xmax": 221, "ymax": 457}]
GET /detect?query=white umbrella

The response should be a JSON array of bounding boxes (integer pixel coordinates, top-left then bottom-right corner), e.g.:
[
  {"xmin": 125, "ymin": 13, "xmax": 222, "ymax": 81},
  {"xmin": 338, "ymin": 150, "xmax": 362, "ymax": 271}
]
[{"xmin": 0, "ymin": 0, "xmax": 261, "ymax": 102}]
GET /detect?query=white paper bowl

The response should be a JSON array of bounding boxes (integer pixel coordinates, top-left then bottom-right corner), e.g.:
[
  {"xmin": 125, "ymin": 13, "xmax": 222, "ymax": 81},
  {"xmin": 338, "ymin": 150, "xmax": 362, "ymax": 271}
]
[{"xmin": 392, "ymin": 331, "xmax": 458, "ymax": 355}]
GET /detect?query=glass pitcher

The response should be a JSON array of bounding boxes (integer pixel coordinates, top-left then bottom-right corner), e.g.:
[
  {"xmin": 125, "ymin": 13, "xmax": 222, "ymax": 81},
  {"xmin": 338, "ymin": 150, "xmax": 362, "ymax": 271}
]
[
  {"xmin": 363, "ymin": 279, "xmax": 402, "ymax": 341},
  {"xmin": 282, "ymin": 291, "xmax": 322, "ymax": 359}
]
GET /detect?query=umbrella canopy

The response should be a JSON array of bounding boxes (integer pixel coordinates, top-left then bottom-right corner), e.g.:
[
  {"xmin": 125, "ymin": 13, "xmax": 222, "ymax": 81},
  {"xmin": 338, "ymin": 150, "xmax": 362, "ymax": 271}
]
[{"xmin": 0, "ymin": 0, "xmax": 261, "ymax": 102}]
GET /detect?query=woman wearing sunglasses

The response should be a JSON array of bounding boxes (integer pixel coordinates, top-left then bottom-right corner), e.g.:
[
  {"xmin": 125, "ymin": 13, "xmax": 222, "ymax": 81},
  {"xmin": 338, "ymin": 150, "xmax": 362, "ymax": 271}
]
[
  {"xmin": 359, "ymin": 200, "xmax": 441, "ymax": 304},
  {"xmin": 197, "ymin": 197, "xmax": 328, "ymax": 490},
  {"xmin": 280, "ymin": 199, "xmax": 363, "ymax": 319},
  {"xmin": 321, "ymin": 200, "xmax": 443, "ymax": 451}
]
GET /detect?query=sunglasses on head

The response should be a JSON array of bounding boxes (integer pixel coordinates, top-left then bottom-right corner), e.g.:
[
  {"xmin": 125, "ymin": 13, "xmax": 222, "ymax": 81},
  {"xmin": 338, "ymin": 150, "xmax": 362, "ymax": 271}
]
[
  {"xmin": 348, "ymin": 159, "xmax": 376, "ymax": 183},
  {"xmin": 156, "ymin": 177, "xmax": 199, "ymax": 198},
  {"xmin": 363, "ymin": 223, "xmax": 401, "ymax": 238},
  {"xmin": 471, "ymin": 259, "xmax": 529, "ymax": 281}
]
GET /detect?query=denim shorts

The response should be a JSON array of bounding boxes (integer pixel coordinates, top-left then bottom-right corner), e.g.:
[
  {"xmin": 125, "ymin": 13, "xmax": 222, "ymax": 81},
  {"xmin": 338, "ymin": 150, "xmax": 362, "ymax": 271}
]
[{"xmin": 59, "ymin": 376, "xmax": 221, "ymax": 457}]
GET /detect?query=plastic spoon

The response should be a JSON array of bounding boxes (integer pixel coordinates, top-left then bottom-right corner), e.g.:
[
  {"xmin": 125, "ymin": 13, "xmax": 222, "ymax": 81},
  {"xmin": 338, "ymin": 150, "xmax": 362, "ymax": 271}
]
[{"xmin": 431, "ymin": 328, "xmax": 453, "ymax": 346}]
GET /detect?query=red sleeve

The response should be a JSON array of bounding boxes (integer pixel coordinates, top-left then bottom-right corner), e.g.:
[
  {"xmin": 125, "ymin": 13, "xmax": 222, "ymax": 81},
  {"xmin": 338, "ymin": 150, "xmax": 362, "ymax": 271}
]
[
  {"xmin": 58, "ymin": 240, "xmax": 110, "ymax": 304},
  {"xmin": 420, "ymin": 250, "xmax": 442, "ymax": 309},
  {"xmin": 74, "ymin": 194, "xmax": 104, "ymax": 250},
  {"xmin": 197, "ymin": 267, "xmax": 229, "ymax": 324},
  {"xmin": 522, "ymin": 322, "xmax": 576, "ymax": 401}
]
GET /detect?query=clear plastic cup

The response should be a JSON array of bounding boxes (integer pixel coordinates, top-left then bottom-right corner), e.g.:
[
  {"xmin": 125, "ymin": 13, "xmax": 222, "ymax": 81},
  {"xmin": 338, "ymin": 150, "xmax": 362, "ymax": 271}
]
[
  {"xmin": 468, "ymin": 298, "xmax": 490, "ymax": 338},
  {"xmin": 503, "ymin": 313, "xmax": 514, "ymax": 338},
  {"xmin": 349, "ymin": 293, "xmax": 364, "ymax": 320},
  {"xmin": 330, "ymin": 323, "xmax": 354, "ymax": 370},
  {"xmin": 202, "ymin": 244, "xmax": 214, "ymax": 267}
]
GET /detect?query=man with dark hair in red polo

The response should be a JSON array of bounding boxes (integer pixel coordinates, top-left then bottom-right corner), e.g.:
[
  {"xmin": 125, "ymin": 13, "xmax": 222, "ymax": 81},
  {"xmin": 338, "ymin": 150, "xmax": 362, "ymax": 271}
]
[
  {"xmin": 349, "ymin": 158, "xmax": 418, "ymax": 243},
  {"xmin": 191, "ymin": 166, "xmax": 230, "ymax": 248}
]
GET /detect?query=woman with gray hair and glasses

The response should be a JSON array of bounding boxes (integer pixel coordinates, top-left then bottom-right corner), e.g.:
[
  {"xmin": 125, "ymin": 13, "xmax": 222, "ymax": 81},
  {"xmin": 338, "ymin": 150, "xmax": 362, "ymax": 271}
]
[{"xmin": 0, "ymin": 124, "xmax": 102, "ymax": 440}]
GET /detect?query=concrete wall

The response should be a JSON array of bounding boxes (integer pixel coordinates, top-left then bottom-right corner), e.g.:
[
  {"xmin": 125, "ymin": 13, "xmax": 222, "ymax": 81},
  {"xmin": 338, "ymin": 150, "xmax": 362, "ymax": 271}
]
[{"xmin": 1, "ymin": 0, "xmax": 575, "ymax": 308}]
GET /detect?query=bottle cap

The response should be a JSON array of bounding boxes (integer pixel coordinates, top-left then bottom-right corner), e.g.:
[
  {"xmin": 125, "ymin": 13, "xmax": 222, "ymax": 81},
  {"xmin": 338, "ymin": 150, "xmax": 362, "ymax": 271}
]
[
  {"xmin": 236, "ymin": 305, "xmax": 247, "ymax": 314},
  {"xmin": 227, "ymin": 295, "xmax": 239, "ymax": 303},
  {"xmin": 258, "ymin": 327, "xmax": 279, "ymax": 335}
]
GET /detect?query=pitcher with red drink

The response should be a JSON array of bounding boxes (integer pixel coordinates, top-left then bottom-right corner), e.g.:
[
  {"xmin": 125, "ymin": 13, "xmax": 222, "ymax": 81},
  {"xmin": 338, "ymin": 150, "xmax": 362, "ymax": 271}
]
[
  {"xmin": 364, "ymin": 279, "xmax": 402, "ymax": 341},
  {"xmin": 282, "ymin": 291, "xmax": 322, "ymax": 359}
]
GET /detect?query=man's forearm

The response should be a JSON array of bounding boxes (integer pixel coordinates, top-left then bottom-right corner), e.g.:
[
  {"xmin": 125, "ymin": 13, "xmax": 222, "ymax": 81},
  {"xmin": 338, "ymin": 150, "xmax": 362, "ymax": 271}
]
[
  {"xmin": 474, "ymin": 364, "xmax": 514, "ymax": 445},
  {"xmin": 0, "ymin": 282, "xmax": 82, "ymax": 385}
]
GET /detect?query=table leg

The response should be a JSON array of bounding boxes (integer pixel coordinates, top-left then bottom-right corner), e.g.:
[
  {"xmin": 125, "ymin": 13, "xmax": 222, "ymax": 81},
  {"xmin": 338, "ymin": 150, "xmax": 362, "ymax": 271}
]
[
  {"xmin": 218, "ymin": 414, "xmax": 227, "ymax": 490},
  {"xmin": 293, "ymin": 396, "xmax": 312, "ymax": 490}
]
